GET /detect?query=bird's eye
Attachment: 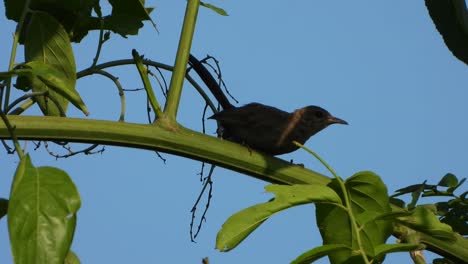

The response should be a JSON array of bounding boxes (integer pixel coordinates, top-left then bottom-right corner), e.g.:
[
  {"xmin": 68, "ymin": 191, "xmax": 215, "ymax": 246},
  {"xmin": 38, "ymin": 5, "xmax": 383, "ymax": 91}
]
[{"xmin": 314, "ymin": 111, "xmax": 325, "ymax": 118}]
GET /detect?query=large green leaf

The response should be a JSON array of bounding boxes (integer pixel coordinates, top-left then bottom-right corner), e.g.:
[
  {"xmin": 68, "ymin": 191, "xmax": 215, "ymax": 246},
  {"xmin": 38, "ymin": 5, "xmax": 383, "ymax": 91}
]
[
  {"xmin": 315, "ymin": 171, "xmax": 393, "ymax": 264},
  {"xmin": 425, "ymin": 0, "xmax": 468, "ymax": 65},
  {"xmin": 216, "ymin": 184, "xmax": 342, "ymax": 252},
  {"xmin": 8, "ymin": 155, "xmax": 81, "ymax": 264},
  {"xmin": 23, "ymin": 11, "xmax": 80, "ymax": 116}
]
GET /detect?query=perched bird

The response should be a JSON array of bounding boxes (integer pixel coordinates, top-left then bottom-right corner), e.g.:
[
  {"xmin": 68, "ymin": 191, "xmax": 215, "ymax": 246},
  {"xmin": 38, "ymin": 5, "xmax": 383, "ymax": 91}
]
[
  {"xmin": 209, "ymin": 103, "xmax": 347, "ymax": 155},
  {"xmin": 189, "ymin": 55, "xmax": 348, "ymax": 155}
]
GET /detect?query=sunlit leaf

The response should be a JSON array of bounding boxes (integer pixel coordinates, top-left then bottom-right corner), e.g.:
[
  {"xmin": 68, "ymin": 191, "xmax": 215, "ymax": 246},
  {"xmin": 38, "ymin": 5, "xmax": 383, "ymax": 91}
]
[
  {"xmin": 23, "ymin": 11, "xmax": 82, "ymax": 116},
  {"xmin": 373, "ymin": 243, "xmax": 420, "ymax": 258},
  {"xmin": 397, "ymin": 205, "xmax": 456, "ymax": 241},
  {"xmin": 438, "ymin": 173, "xmax": 458, "ymax": 187},
  {"xmin": 216, "ymin": 184, "xmax": 341, "ymax": 251},
  {"xmin": 65, "ymin": 250, "xmax": 81, "ymax": 264},
  {"xmin": 8, "ymin": 155, "xmax": 81, "ymax": 264},
  {"xmin": 316, "ymin": 171, "xmax": 393, "ymax": 263},
  {"xmin": 24, "ymin": 61, "xmax": 89, "ymax": 116},
  {"xmin": 200, "ymin": 2, "xmax": 228, "ymax": 16},
  {"xmin": 291, "ymin": 244, "xmax": 350, "ymax": 264}
]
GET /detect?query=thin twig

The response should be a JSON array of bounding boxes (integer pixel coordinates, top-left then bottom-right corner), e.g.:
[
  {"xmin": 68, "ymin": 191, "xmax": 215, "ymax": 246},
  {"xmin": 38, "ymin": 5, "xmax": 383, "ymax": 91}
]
[
  {"xmin": 202, "ymin": 55, "xmax": 238, "ymax": 105},
  {"xmin": 147, "ymin": 65, "xmax": 169, "ymax": 97},
  {"xmin": 0, "ymin": 109, "xmax": 24, "ymax": 158},
  {"xmin": 86, "ymin": 69, "xmax": 126, "ymax": 122},
  {"xmin": 1, "ymin": 139, "xmax": 14, "ymax": 154},
  {"xmin": 91, "ymin": 18, "xmax": 105, "ymax": 67},
  {"xmin": 77, "ymin": 58, "xmax": 218, "ymax": 114},
  {"xmin": 44, "ymin": 141, "xmax": 105, "ymax": 159},
  {"xmin": 190, "ymin": 164, "xmax": 216, "ymax": 241},
  {"xmin": 5, "ymin": 91, "xmax": 47, "ymax": 114}
]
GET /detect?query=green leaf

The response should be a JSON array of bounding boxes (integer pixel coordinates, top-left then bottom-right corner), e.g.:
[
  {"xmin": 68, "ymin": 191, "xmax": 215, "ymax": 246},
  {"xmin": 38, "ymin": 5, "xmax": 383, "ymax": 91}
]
[
  {"xmin": 5, "ymin": 0, "xmax": 100, "ymax": 43},
  {"xmin": 6, "ymin": 0, "xmax": 155, "ymax": 42},
  {"xmin": 4, "ymin": 0, "xmax": 25, "ymax": 21},
  {"xmin": 23, "ymin": 11, "xmax": 83, "ymax": 116},
  {"xmin": 438, "ymin": 197, "xmax": 468, "ymax": 235},
  {"xmin": 448, "ymin": 177, "xmax": 466, "ymax": 193},
  {"xmin": 24, "ymin": 61, "xmax": 89, "ymax": 116},
  {"xmin": 390, "ymin": 197, "xmax": 405, "ymax": 208},
  {"xmin": 425, "ymin": 0, "xmax": 468, "ymax": 65},
  {"xmin": 5, "ymin": 0, "xmax": 92, "ymax": 23},
  {"xmin": 0, "ymin": 198, "xmax": 8, "ymax": 220},
  {"xmin": 200, "ymin": 2, "xmax": 228, "ymax": 16},
  {"xmin": 360, "ymin": 210, "xmax": 412, "ymax": 228},
  {"xmin": 397, "ymin": 205, "xmax": 456, "ymax": 241},
  {"xmin": 408, "ymin": 181, "xmax": 427, "ymax": 209},
  {"xmin": 291, "ymin": 244, "xmax": 351, "ymax": 264},
  {"xmin": 392, "ymin": 182, "xmax": 435, "ymax": 198},
  {"xmin": 5, "ymin": 0, "xmax": 155, "ymax": 42},
  {"xmin": 8, "ymin": 155, "xmax": 81, "ymax": 264},
  {"xmin": 373, "ymin": 243, "xmax": 420, "ymax": 258},
  {"xmin": 216, "ymin": 184, "xmax": 342, "ymax": 252},
  {"xmin": 106, "ymin": 0, "xmax": 156, "ymax": 37},
  {"xmin": 65, "ymin": 250, "xmax": 81, "ymax": 264},
  {"xmin": 433, "ymin": 257, "xmax": 459, "ymax": 264},
  {"xmin": 438, "ymin": 173, "xmax": 458, "ymax": 187},
  {"xmin": 316, "ymin": 171, "xmax": 393, "ymax": 263}
]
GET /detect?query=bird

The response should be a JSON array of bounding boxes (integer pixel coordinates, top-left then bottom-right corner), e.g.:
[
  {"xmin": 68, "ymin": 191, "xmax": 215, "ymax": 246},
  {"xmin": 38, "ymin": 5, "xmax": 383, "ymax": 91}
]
[{"xmin": 188, "ymin": 54, "xmax": 348, "ymax": 155}]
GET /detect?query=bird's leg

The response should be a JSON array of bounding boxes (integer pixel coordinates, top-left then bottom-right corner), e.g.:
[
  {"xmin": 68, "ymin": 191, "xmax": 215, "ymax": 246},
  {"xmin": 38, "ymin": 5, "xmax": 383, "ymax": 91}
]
[
  {"xmin": 240, "ymin": 140, "xmax": 253, "ymax": 156},
  {"xmin": 289, "ymin": 159, "xmax": 305, "ymax": 167}
]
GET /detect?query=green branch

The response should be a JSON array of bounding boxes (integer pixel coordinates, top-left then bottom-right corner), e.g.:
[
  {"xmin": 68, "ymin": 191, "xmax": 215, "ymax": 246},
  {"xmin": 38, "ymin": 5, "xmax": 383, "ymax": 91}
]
[{"xmin": 0, "ymin": 115, "xmax": 330, "ymax": 185}]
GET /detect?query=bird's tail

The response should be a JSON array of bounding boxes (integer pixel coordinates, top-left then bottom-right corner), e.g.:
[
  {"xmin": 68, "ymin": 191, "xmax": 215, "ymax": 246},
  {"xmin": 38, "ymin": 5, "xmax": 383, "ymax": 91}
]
[{"xmin": 188, "ymin": 54, "xmax": 234, "ymax": 110}]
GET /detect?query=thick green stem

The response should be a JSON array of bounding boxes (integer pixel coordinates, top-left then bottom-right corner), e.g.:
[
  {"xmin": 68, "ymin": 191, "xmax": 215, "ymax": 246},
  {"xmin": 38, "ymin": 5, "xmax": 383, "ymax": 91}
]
[
  {"xmin": 0, "ymin": 115, "xmax": 330, "ymax": 185},
  {"xmin": 164, "ymin": 0, "xmax": 200, "ymax": 119}
]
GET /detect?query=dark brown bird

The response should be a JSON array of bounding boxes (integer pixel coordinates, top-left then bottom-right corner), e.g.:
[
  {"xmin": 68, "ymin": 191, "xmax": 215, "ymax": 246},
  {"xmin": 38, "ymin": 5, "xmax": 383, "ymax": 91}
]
[
  {"xmin": 189, "ymin": 55, "xmax": 348, "ymax": 155},
  {"xmin": 209, "ymin": 103, "xmax": 347, "ymax": 155}
]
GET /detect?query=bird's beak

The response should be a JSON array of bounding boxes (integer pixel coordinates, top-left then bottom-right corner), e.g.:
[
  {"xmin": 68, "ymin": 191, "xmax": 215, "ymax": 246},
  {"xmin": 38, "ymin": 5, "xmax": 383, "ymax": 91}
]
[{"xmin": 328, "ymin": 116, "xmax": 348, "ymax": 125}]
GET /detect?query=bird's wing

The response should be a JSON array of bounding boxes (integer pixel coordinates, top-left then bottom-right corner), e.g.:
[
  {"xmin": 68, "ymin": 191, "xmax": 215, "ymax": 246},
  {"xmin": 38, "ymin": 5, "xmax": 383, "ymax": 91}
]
[{"xmin": 210, "ymin": 103, "xmax": 289, "ymax": 127}]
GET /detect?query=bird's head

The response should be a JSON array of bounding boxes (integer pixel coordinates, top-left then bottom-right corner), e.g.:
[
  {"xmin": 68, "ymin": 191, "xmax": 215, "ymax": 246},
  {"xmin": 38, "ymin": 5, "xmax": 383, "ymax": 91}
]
[{"xmin": 298, "ymin": 106, "xmax": 348, "ymax": 134}]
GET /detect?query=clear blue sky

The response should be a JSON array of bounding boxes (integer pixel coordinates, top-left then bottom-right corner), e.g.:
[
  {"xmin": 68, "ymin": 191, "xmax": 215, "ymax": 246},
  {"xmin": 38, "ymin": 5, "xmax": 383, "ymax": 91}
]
[{"xmin": 1, "ymin": 1, "xmax": 467, "ymax": 263}]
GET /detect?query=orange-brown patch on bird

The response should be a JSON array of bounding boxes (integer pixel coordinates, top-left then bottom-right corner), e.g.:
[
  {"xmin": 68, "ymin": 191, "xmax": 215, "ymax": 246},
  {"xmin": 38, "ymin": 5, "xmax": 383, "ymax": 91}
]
[{"xmin": 276, "ymin": 108, "xmax": 305, "ymax": 148}]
